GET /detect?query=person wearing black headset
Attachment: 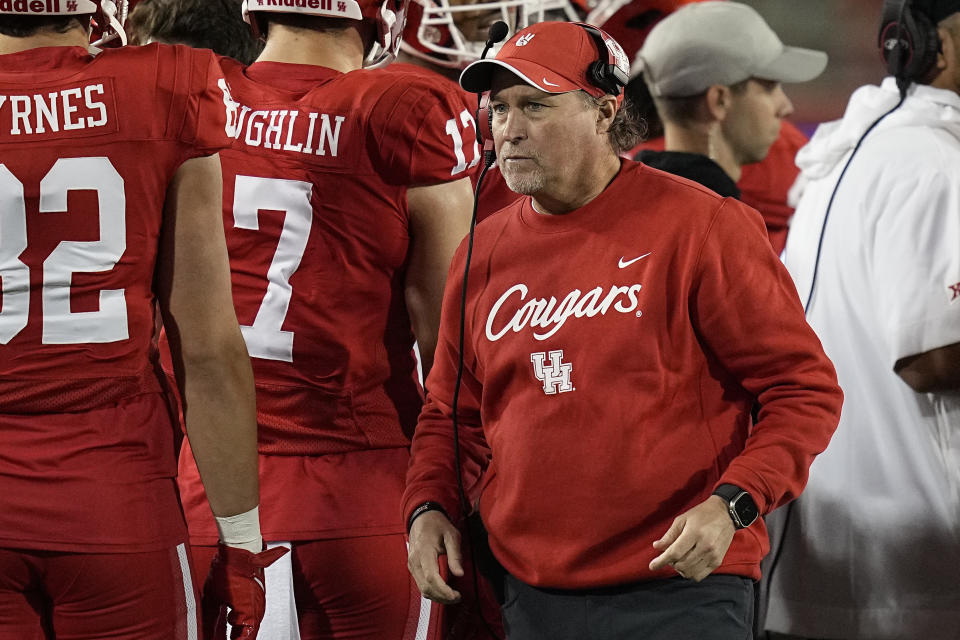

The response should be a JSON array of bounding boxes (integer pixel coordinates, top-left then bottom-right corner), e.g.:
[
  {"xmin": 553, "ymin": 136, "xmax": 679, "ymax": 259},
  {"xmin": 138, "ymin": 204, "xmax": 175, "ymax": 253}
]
[
  {"xmin": 762, "ymin": 2, "xmax": 960, "ymax": 639},
  {"xmin": 401, "ymin": 19, "xmax": 843, "ymax": 640}
]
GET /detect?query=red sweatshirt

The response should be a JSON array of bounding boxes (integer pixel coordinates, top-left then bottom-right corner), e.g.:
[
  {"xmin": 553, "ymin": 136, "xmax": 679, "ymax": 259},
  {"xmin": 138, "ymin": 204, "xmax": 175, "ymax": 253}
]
[
  {"xmin": 403, "ymin": 160, "xmax": 842, "ymax": 589},
  {"xmin": 630, "ymin": 120, "xmax": 808, "ymax": 255}
]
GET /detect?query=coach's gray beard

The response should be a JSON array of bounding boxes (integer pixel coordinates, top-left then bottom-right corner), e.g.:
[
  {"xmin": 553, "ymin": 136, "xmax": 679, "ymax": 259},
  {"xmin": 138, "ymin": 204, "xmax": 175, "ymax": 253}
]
[{"xmin": 501, "ymin": 162, "xmax": 545, "ymax": 195}]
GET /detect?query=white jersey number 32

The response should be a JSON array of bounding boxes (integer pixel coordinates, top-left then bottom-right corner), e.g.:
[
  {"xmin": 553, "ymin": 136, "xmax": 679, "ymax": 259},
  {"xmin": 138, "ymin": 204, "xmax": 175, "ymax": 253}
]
[{"xmin": 0, "ymin": 158, "xmax": 128, "ymax": 345}]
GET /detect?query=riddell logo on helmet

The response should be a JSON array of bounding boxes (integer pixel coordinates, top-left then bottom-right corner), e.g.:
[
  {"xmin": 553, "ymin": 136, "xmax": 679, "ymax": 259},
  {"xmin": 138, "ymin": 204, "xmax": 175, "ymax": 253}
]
[
  {"xmin": 256, "ymin": 0, "xmax": 338, "ymax": 9},
  {"xmin": 0, "ymin": 0, "xmax": 72, "ymax": 11}
]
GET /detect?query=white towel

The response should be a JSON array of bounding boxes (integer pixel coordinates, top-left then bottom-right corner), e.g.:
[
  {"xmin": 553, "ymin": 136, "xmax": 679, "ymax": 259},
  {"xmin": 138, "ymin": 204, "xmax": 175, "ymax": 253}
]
[{"xmin": 227, "ymin": 541, "xmax": 301, "ymax": 640}]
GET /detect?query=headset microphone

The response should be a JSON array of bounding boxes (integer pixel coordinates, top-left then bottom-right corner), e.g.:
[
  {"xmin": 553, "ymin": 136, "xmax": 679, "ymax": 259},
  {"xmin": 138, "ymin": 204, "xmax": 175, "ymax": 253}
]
[
  {"xmin": 476, "ymin": 21, "xmax": 510, "ymax": 167},
  {"xmin": 484, "ymin": 20, "xmax": 510, "ymax": 54},
  {"xmin": 453, "ymin": 19, "xmax": 508, "ymax": 527}
]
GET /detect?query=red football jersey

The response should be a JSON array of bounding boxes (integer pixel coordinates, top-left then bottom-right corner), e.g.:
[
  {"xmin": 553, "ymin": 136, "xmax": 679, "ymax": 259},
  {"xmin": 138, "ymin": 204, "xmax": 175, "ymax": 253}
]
[
  {"xmin": 178, "ymin": 59, "xmax": 479, "ymax": 543},
  {"xmin": 388, "ymin": 63, "xmax": 520, "ymax": 222},
  {"xmin": 0, "ymin": 44, "xmax": 231, "ymax": 551}
]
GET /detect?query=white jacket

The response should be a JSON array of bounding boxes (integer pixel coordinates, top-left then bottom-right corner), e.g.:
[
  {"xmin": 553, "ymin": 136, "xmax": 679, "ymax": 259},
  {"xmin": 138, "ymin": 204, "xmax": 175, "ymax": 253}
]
[{"xmin": 765, "ymin": 78, "xmax": 960, "ymax": 639}]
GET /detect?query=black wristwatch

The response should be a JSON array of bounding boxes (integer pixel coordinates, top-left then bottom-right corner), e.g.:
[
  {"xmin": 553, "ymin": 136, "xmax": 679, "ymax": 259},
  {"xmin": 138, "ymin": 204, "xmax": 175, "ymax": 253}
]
[{"xmin": 712, "ymin": 484, "xmax": 759, "ymax": 529}]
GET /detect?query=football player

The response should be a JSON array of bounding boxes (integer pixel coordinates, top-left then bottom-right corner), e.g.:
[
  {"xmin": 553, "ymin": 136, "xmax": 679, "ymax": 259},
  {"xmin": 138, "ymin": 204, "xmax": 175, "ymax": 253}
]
[
  {"xmin": 0, "ymin": 2, "xmax": 283, "ymax": 639},
  {"xmin": 170, "ymin": 1, "xmax": 475, "ymax": 639},
  {"xmin": 391, "ymin": 0, "xmax": 586, "ymax": 220}
]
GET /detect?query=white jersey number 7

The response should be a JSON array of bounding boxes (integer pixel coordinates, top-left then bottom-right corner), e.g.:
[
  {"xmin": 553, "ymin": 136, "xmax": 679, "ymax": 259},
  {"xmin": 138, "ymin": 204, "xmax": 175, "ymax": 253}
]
[{"xmin": 232, "ymin": 175, "xmax": 313, "ymax": 363}]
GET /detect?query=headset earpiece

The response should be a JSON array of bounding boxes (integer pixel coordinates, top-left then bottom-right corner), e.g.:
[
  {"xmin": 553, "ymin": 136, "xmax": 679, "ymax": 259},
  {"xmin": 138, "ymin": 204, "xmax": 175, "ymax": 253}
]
[
  {"xmin": 475, "ymin": 92, "xmax": 495, "ymax": 163},
  {"xmin": 588, "ymin": 60, "xmax": 617, "ymax": 95},
  {"xmin": 575, "ymin": 23, "xmax": 629, "ymax": 97},
  {"xmin": 879, "ymin": 0, "xmax": 939, "ymax": 84},
  {"xmin": 475, "ymin": 93, "xmax": 492, "ymax": 146}
]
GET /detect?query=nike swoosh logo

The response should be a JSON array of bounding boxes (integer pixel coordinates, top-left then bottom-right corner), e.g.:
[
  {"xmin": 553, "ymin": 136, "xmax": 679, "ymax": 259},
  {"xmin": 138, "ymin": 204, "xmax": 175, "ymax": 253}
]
[
  {"xmin": 542, "ymin": 77, "xmax": 561, "ymax": 87},
  {"xmin": 618, "ymin": 253, "xmax": 651, "ymax": 268}
]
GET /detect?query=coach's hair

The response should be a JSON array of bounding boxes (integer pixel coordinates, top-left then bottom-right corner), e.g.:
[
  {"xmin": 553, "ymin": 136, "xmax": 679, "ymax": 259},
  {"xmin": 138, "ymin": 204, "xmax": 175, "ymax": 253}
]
[
  {"xmin": 128, "ymin": 0, "xmax": 262, "ymax": 64},
  {"xmin": 0, "ymin": 15, "xmax": 86, "ymax": 38},
  {"xmin": 579, "ymin": 92, "xmax": 646, "ymax": 155}
]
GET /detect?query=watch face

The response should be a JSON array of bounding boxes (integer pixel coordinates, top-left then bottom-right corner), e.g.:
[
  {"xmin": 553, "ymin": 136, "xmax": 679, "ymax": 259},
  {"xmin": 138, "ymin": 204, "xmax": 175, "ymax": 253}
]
[{"xmin": 733, "ymin": 494, "xmax": 759, "ymax": 527}]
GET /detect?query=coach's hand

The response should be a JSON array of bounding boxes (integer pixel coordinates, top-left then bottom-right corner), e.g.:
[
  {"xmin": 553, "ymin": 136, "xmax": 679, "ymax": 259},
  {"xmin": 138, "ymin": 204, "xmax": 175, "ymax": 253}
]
[
  {"xmin": 407, "ymin": 510, "xmax": 464, "ymax": 604},
  {"xmin": 203, "ymin": 543, "xmax": 289, "ymax": 639},
  {"xmin": 648, "ymin": 495, "xmax": 736, "ymax": 582}
]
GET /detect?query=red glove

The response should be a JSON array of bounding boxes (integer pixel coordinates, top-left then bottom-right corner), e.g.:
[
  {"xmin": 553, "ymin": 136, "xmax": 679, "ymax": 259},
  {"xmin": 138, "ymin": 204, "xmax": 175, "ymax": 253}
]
[{"xmin": 202, "ymin": 543, "xmax": 289, "ymax": 640}]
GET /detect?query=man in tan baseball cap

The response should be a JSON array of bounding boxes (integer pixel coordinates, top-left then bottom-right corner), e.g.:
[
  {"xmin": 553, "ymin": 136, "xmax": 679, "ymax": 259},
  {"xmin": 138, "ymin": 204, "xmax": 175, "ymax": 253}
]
[{"xmin": 633, "ymin": 1, "xmax": 826, "ymax": 202}]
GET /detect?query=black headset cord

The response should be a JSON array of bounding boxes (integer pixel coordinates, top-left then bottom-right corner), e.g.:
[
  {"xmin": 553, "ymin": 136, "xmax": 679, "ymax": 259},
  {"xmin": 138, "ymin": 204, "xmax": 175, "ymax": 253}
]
[
  {"xmin": 448, "ymin": 155, "xmax": 501, "ymax": 640},
  {"xmin": 448, "ymin": 21, "xmax": 508, "ymax": 640},
  {"xmin": 763, "ymin": 90, "xmax": 908, "ymax": 633},
  {"xmin": 802, "ymin": 93, "xmax": 906, "ymax": 313}
]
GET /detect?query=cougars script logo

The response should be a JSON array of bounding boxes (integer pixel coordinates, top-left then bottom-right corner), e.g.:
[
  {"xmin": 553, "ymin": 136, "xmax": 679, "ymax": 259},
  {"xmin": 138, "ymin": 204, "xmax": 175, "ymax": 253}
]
[{"xmin": 485, "ymin": 282, "xmax": 643, "ymax": 342}]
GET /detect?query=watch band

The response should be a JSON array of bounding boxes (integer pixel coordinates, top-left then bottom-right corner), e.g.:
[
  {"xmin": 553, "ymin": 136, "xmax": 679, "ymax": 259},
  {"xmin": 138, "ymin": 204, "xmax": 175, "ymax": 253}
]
[
  {"xmin": 712, "ymin": 483, "xmax": 759, "ymax": 529},
  {"xmin": 712, "ymin": 483, "xmax": 743, "ymax": 504}
]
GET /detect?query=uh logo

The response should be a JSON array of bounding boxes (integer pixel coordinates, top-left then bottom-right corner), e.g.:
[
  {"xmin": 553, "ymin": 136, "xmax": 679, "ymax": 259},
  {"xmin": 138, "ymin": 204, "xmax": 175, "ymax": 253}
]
[
  {"xmin": 515, "ymin": 33, "xmax": 536, "ymax": 47},
  {"xmin": 530, "ymin": 350, "xmax": 574, "ymax": 395}
]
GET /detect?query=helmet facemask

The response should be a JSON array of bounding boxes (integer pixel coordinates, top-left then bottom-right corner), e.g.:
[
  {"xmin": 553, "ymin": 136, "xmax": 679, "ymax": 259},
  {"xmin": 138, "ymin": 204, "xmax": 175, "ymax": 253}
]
[
  {"xmin": 401, "ymin": 0, "xmax": 580, "ymax": 69},
  {"xmin": 92, "ymin": 0, "xmax": 129, "ymax": 47}
]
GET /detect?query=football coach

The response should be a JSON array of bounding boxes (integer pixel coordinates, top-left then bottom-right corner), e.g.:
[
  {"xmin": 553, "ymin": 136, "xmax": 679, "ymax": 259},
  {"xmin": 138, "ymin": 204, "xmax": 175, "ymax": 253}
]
[{"xmin": 402, "ymin": 19, "xmax": 843, "ymax": 640}]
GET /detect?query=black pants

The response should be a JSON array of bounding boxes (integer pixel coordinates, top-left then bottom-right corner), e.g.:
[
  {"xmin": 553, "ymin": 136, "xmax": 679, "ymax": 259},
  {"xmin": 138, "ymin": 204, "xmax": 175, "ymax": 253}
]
[{"xmin": 501, "ymin": 573, "xmax": 754, "ymax": 640}]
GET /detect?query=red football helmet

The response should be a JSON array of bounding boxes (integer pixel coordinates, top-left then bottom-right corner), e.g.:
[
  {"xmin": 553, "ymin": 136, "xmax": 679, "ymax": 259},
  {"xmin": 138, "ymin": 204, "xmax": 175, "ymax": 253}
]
[
  {"xmin": 400, "ymin": 0, "xmax": 581, "ymax": 70},
  {"xmin": 580, "ymin": 0, "xmax": 704, "ymax": 65},
  {"xmin": 0, "ymin": 0, "xmax": 129, "ymax": 46},
  {"xmin": 242, "ymin": 0, "xmax": 409, "ymax": 68}
]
